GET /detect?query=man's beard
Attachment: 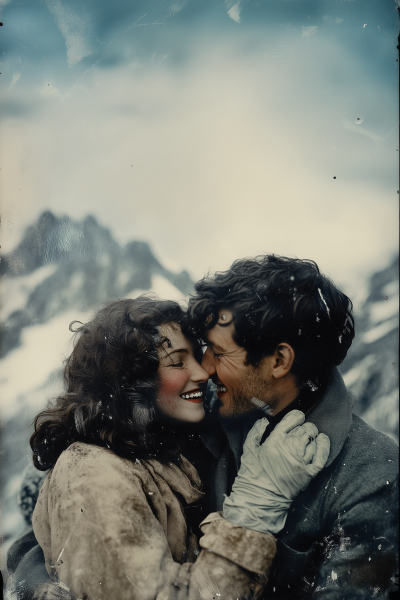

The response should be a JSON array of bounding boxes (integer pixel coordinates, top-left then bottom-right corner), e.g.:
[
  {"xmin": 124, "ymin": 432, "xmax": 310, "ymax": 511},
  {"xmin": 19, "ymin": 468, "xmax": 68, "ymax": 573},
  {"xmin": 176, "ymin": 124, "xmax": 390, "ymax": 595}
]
[{"xmin": 219, "ymin": 368, "xmax": 281, "ymax": 418}]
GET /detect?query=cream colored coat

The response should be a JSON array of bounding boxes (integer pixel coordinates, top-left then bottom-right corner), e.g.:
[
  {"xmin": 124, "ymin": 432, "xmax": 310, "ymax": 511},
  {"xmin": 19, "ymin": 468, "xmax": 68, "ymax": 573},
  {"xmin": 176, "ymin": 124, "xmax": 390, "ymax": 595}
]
[{"xmin": 33, "ymin": 442, "xmax": 276, "ymax": 600}]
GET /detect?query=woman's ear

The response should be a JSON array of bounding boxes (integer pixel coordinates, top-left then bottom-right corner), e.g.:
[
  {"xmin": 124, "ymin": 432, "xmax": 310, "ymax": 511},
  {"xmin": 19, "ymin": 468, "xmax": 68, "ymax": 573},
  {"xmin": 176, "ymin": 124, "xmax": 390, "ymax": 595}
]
[{"xmin": 272, "ymin": 343, "xmax": 295, "ymax": 379}]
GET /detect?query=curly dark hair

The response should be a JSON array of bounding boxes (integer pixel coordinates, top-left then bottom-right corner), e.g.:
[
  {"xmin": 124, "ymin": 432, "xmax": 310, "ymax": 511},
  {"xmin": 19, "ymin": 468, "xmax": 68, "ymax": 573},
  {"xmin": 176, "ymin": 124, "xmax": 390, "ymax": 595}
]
[
  {"xmin": 188, "ymin": 255, "xmax": 355, "ymax": 391},
  {"xmin": 30, "ymin": 296, "xmax": 200, "ymax": 471}
]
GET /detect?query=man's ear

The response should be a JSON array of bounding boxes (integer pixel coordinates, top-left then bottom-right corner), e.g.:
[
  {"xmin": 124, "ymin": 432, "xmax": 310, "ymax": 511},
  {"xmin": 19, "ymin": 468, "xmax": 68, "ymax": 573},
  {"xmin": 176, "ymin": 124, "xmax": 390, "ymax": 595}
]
[{"xmin": 271, "ymin": 343, "xmax": 295, "ymax": 379}]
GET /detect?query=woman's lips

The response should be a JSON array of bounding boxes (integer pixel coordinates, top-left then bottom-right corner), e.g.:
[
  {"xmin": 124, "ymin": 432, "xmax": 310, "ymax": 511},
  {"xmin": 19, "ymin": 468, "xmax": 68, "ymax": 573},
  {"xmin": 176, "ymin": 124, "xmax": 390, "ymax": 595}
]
[{"xmin": 180, "ymin": 389, "xmax": 203, "ymax": 403}]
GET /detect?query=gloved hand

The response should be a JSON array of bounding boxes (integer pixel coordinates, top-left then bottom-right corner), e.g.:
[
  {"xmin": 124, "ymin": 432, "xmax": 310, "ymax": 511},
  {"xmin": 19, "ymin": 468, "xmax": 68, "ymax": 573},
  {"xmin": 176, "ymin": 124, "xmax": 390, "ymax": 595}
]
[{"xmin": 223, "ymin": 410, "xmax": 330, "ymax": 534}]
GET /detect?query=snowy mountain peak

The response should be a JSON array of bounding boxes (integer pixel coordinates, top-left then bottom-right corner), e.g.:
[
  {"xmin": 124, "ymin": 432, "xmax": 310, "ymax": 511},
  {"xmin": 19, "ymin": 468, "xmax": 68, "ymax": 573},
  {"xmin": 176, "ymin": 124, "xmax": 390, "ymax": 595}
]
[
  {"xmin": 340, "ymin": 255, "xmax": 399, "ymax": 443},
  {"xmin": 0, "ymin": 212, "xmax": 194, "ymax": 358}
]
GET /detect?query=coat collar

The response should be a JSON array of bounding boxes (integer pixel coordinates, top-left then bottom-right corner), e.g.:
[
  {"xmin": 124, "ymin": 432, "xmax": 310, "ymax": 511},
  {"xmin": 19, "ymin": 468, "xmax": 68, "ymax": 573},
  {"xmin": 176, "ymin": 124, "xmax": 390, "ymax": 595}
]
[
  {"xmin": 304, "ymin": 367, "xmax": 354, "ymax": 468},
  {"xmin": 144, "ymin": 456, "xmax": 205, "ymax": 505}
]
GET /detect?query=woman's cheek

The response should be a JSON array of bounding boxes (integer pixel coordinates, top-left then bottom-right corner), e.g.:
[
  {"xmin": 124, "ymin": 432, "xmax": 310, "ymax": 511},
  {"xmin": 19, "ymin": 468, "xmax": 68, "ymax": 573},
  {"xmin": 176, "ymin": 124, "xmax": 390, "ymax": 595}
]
[{"xmin": 158, "ymin": 370, "xmax": 188, "ymax": 404}]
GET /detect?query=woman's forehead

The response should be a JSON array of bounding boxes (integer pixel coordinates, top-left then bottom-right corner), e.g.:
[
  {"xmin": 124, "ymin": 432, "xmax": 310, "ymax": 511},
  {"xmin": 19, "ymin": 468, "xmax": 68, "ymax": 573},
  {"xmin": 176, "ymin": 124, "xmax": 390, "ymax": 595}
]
[{"xmin": 159, "ymin": 322, "xmax": 187, "ymax": 349}]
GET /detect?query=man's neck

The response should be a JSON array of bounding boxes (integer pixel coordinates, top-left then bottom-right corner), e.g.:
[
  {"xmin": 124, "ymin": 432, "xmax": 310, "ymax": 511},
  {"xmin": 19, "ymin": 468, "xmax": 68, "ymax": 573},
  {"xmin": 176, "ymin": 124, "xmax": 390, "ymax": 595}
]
[
  {"xmin": 270, "ymin": 387, "xmax": 300, "ymax": 417},
  {"xmin": 258, "ymin": 388, "xmax": 322, "ymax": 444},
  {"xmin": 265, "ymin": 371, "xmax": 301, "ymax": 416}
]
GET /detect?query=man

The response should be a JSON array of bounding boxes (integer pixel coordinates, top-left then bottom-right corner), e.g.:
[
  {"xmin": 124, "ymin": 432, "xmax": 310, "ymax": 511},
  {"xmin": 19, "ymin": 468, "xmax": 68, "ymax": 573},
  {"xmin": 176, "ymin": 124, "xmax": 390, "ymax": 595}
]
[{"xmin": 188, "ymin": 254, "xmax": 398, "ymax": 600}]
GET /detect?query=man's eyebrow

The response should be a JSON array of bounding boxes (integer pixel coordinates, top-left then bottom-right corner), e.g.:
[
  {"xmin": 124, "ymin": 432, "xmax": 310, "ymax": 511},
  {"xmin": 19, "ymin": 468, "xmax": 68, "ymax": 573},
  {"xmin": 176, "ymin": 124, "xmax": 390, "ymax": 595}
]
[{"xmin": 206, "ymin": 340, "xmax": 225, "ymax": 352}]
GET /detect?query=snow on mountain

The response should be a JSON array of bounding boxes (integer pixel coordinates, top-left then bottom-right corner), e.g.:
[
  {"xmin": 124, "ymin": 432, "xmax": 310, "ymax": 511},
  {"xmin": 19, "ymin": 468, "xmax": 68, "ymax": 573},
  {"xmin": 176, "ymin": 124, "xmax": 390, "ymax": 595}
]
[
  {"xmin": 340, "ymin": 256, "xmax": 399, "ymax": 444},
  {"xmin": 1, "ymin": 212, "xmax": 193, "ymax": 360},
  {"xmin": 0, "ymin": 265, "xmax": 58, "ymax": 324}
]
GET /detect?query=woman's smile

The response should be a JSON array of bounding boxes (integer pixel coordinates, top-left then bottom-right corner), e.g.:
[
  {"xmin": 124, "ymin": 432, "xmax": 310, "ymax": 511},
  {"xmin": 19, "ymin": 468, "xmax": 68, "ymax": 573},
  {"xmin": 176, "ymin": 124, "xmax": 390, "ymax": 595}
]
[
  {"xmin": 157, "ymin": 323, "xmax": 208, "ymax": 421},
  {"xmin": 180, "ymin": 388, "xmax": 203, "ymax": 402}
]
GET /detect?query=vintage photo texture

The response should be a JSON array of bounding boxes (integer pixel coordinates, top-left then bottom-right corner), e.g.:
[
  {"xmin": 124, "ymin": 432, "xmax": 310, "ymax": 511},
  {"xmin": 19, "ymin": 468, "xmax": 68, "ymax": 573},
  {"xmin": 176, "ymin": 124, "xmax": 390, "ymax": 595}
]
[{"xmin": 0, "ymin": 0, "xmax": 399, "ymax": 596}]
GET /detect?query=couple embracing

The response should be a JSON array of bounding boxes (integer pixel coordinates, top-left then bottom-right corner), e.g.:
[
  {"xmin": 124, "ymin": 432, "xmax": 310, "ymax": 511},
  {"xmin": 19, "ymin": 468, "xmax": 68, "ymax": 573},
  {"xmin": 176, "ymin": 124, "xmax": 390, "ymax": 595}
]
[{"xmin": 8, "ymin": 255, "xmax": 398, "ymax": 600}]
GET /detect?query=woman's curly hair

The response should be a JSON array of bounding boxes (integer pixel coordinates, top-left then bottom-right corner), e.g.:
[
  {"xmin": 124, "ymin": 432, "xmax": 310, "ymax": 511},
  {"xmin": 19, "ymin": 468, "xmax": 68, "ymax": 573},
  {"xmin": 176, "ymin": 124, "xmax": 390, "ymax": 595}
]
[{"xmin": 30, "ymin": 296, "xmax": 199, "ymax": 470}]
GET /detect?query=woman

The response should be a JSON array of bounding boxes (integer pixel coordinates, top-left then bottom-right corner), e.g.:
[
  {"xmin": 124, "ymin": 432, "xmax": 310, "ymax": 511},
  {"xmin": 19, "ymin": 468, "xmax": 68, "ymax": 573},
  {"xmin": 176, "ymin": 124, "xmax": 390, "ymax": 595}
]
[{"xmin": 21, "ymin": 296, "xmax": 328, "ymax": 600}]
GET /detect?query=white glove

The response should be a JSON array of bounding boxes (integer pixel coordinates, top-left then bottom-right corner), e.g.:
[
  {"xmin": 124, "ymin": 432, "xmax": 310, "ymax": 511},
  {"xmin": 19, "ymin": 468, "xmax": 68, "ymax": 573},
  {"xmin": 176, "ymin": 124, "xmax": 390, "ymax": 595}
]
[{"xmin": 223, "ymin": 410, "xmax": 330, "ymax": 535}]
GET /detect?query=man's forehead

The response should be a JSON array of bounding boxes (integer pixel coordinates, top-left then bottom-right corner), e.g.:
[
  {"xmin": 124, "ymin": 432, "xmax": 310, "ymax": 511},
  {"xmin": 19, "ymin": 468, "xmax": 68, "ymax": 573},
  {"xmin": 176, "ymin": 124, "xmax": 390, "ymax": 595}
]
[{"xmin": 206, "ymin": 309, "xmax": 235, "ymax": 344}]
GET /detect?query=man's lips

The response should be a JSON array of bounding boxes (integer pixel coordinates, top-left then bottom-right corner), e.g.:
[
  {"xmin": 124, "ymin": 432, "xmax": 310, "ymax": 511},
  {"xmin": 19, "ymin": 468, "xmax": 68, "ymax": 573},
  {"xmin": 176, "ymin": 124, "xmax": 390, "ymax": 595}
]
[
  {"xmin": 216, "ymin": 383, "xmax": 228, "ymax": 398},
  {"xmin": 180, "ymin": 388, "xmax": 203, "ymax": 403}
]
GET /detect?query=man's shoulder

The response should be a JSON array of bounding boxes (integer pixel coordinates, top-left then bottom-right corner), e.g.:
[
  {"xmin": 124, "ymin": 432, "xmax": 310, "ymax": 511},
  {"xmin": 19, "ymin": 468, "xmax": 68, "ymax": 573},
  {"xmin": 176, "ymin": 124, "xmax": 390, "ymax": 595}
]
[
  {"xmin": 310, "ymin": 414, "xmax": 399, "ymax": 526},
  {"xmin": 330, "ymin": 413, "xmax": 398, "ymax": 490},
  {"xmin": 346, "ymin": 414, "xmax": 398, "ymax": 460}
]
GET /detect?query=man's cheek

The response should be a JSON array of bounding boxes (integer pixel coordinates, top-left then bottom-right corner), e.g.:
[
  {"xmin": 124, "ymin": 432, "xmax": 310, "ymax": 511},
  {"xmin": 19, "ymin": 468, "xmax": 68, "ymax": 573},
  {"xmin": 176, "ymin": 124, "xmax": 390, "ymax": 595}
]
[{"xmin": 218, "ymin": 362, "xmax": 237, "ymax": 382}]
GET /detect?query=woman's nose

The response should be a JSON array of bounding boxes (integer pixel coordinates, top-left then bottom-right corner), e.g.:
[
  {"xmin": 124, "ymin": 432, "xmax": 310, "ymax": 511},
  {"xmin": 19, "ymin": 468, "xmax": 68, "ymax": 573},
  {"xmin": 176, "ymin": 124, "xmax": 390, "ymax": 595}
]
[
  {"xmin": 192, "ymin": 361, "xmax": 209, "ymax": 383},
  {"xmin": 201, "ymin": 347, "xmax": 216, "ymax": 376}
]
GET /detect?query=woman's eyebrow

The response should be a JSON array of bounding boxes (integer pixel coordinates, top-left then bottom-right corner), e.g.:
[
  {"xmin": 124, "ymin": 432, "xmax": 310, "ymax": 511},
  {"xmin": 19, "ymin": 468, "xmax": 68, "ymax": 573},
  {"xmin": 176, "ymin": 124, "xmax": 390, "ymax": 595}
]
[{"xmin": 167, "ymin": 348, "xmax": 189, "ymax": 356}]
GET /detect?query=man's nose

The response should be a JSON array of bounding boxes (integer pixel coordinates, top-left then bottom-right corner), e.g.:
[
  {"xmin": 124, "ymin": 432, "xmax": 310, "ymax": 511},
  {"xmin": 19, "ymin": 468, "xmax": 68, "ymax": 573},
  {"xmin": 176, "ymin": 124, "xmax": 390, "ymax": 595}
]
[{"xmin": 201, "ymin": 347, "xmax": 216, "ymax": 376}]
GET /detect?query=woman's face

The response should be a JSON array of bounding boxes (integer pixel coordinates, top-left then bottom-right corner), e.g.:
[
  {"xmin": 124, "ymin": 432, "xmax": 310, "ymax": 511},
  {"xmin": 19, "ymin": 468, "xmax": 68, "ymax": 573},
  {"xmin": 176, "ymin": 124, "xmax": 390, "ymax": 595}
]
[{"xmin": 157, "ymin": 322, "xmax": 208, "ymax": 423}]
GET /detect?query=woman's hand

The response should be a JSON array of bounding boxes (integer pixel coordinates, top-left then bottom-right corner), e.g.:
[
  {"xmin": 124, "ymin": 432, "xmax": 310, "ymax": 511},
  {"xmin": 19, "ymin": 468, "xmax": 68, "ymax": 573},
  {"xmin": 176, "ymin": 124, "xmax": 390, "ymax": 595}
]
[{"xmin": 223, "ymin": 410, "xmax": 330, "ymax": 534}]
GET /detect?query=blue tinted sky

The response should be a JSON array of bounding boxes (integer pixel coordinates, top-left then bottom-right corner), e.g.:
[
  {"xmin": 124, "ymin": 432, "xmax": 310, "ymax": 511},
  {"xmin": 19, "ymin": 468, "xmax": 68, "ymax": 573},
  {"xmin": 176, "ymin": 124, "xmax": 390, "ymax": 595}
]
[{"xmin": 1, "ymin": 0, "xmax": 398, "ymax": 299}]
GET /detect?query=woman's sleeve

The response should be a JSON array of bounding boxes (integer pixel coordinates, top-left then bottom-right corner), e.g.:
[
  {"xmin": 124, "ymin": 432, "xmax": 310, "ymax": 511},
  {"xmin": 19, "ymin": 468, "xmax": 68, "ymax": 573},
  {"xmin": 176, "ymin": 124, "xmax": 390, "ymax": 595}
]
[{"xmin": 32, "ymin": 446, "xmax": 276, "ymax": 600}]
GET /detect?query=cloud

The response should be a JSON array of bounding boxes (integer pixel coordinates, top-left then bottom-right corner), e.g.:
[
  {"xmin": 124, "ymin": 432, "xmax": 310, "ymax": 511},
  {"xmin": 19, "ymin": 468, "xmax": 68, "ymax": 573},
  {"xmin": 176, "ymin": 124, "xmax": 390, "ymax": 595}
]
[
  {"xmin": 1, "ymin": 27, "xmax": 397, "ymax": 299},
  {"xmin": 226, "ymin": 1, "xmax": 242, "ymax": 23},
  {"xmin": 39, "ymin": 81, "xmax": 61, "ymax": 98},
  {"xmin": 302, "ymin": 26, "xmax": 318, "ymax": 37},
  {"xmin": 342, "ymin": 118, "xmax": 381, "ymax": 142},
  {"xmin": 45, "ymin": 0, "xmax": 95, "ymax": 66},
  {"xmin": 8, "ymin": 71, "xmax": 21, "ymax": 90},
  {"xmin": 169, "ymin": 1, "xmax": 186, "ymax": 17}
]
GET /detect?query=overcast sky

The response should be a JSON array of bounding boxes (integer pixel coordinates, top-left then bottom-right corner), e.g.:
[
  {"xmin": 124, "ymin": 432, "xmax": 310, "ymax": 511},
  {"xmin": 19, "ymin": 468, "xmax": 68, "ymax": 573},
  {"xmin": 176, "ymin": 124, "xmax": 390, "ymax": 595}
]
[{"xmin": 1, "ymin": 0, "xmax": 398, "ymax": 302}]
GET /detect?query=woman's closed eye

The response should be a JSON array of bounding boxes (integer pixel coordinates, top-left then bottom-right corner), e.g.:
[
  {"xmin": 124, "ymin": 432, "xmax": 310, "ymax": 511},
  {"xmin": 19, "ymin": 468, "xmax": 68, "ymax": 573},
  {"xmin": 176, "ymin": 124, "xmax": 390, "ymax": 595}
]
[
  {"xmin": 213, "ymin": 352, "xmax": 223, "ymax": 359},
  {"xmin": 170, "ymin": 361, "xmax": 184, "ymax": 368}
]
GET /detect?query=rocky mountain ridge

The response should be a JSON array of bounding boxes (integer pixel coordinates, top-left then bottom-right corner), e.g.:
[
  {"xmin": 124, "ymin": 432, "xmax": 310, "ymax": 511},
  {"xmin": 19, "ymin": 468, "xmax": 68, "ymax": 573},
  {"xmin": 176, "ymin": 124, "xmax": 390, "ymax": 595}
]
[
  {"xmin": 340, "ymin": 256, "xmax": 398, "ymax": 442},
  {"xmin": 1, "ymin": 211, "xmax": 193, "ymax": 358}
]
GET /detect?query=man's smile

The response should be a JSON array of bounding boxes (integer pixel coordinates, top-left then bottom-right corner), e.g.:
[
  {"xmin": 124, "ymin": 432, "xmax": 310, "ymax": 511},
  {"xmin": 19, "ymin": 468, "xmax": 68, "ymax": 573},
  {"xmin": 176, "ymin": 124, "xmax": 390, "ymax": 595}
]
[{"xmin": 215, "ymin": 382, "xmax": 228, "ymax": 397}]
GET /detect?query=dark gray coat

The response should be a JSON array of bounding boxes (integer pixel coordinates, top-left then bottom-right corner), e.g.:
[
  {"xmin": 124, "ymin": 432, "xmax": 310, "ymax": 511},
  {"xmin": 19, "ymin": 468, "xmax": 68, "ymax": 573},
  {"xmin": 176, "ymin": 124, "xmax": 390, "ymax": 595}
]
[{"xmin": 202, "ymin": 368, "xmax": 399, "ymax": 600}]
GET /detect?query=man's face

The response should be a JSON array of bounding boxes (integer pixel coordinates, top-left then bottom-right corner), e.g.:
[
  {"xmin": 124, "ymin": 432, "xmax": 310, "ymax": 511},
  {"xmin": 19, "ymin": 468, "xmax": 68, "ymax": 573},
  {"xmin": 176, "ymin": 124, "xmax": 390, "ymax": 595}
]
[{"xmin": 201, "ymin": 309, "xmax": 278, "ymax": 417}]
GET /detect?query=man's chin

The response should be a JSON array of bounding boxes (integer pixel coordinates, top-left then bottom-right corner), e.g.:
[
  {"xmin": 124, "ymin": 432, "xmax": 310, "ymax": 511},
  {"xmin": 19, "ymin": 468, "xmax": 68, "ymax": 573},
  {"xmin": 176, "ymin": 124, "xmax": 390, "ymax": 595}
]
[
  {"xmin": 218, "ymin": 399, "xmax": 255, "ymax": 419},
  {"xmin": 218, "ymin": 404, "xmax": 233, "ymax": 418}
]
